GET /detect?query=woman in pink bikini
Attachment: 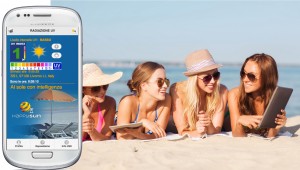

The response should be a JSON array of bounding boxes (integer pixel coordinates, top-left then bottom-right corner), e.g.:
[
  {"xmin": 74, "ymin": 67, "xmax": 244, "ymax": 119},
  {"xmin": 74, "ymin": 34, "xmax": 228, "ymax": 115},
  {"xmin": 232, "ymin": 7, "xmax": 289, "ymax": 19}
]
[
  {"xmin": 116, "ymin": 61, "xmax": 171, "ymax": 140},
  {"xmin": 82, "ymin": 63, "xmax": 123, "ymax": 141}
]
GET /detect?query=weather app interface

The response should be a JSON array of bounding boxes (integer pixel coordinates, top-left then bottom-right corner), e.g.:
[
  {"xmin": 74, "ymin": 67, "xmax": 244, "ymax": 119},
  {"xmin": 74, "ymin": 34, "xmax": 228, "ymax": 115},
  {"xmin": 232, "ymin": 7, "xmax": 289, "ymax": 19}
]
[{"xmin": 6, "ymin": 27, "xmax": 79, "ymax": 150}]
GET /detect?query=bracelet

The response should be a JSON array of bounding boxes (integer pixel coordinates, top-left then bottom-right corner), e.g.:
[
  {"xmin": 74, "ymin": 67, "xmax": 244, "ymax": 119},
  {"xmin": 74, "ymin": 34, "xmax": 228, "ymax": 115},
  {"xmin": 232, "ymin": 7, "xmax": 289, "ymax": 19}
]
[{"xmin": 146, "ymin": 130, "xmax": 153, "ymax": 135}]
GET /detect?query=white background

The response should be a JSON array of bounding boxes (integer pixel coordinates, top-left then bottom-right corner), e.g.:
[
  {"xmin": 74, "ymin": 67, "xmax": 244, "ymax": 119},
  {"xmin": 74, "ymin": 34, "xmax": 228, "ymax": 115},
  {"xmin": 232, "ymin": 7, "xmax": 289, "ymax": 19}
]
[{"xmin": 1, "ymin": 1, "xmax": 51, "ymax": 169}]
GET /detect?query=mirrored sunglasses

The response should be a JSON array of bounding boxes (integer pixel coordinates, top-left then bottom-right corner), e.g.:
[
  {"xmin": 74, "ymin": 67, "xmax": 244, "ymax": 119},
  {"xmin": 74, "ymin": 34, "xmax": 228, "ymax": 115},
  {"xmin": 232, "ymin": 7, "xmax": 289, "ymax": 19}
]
[
  {"xmin": 156, "ymin": 78, "xmax": 170, "ymax": 88},
  {"xmin": 198, "ymin": 71, "xmax": 220, "ymax": 84},
  {"xmin": 90, "ymin": 85, "xmax": 109, "ymax": 93},
  {"xmin": 240, "ymin": 71, "xmax": 257, "ymax": 82}
]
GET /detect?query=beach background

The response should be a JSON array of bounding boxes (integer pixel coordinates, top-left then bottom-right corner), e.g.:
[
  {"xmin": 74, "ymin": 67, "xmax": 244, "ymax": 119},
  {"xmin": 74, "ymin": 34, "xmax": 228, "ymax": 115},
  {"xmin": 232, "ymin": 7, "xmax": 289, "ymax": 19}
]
[
  {"xmin": 57, "ymin": 0, "xmax": 300, "ymax": 117},
  {"xmin": 69, "ymin": 63, "xmax": 300, "ymax": 170},
  {"xmin": 91, "ymin": 63, "xmax": 300, "ymax": 118},
  {"xmin": 1, "ymin": 0, "xmax": 300, "ymax": 170},
  {"xmin": 58, "ymin": 1, "xmax": 300, "ymax": 169}
]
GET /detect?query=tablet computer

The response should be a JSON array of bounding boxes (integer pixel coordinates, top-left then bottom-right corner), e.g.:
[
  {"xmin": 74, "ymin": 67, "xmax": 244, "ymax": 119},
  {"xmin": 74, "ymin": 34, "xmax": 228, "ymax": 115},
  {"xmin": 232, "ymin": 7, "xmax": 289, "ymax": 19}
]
[{"xmin": 258, "ymin": 86, "xmax": 293, "ymax": 128}]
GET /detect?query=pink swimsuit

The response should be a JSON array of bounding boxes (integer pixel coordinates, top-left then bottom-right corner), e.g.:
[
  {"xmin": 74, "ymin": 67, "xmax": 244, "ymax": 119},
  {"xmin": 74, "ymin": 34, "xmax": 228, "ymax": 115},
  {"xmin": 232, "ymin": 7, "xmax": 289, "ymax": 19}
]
[{"xmin": 82, "ymin": 104, "xmax": 104, "ymax": 141}]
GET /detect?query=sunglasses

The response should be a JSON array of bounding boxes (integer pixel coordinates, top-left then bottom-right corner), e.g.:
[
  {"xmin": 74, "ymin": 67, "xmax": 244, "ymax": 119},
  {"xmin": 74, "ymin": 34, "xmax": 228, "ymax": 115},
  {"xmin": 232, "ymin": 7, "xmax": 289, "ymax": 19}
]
[
  {"xmin": 198, "ymin": 71, "xmax": 220, "ymax": 84},
  {"xmin": 156, "ymin": 78, "xmax": 170, "ymax": 88},
  {"xmin": 240, "ymin": 71, "xmax": 257, "ymax": 82},
  {"xmin": 89, "ymin": 85, "xmax": 109, "ymax": 93}
]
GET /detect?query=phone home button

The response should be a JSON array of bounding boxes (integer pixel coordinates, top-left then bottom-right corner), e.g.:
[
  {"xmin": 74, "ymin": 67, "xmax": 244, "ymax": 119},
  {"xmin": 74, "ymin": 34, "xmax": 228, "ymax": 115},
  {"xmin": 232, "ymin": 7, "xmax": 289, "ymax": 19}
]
[{"xmin": 32, "ymin": 152, "xmax": 53, "ymax": 159}]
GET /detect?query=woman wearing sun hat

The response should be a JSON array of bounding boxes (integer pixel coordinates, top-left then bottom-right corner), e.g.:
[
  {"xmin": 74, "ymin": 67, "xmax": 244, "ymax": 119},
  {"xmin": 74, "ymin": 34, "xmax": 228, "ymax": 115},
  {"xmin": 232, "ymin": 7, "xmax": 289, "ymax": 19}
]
[
  {"xmin": 116, "ymin": 61, "xmax": 171, "ymax": 140},
  {"xmin": 169, "ymin": 49, "xmax": 228, "ymax": 137},
  {"xmin": 82, "ymin": 63, "xmax": 123, "ymax": 141}
]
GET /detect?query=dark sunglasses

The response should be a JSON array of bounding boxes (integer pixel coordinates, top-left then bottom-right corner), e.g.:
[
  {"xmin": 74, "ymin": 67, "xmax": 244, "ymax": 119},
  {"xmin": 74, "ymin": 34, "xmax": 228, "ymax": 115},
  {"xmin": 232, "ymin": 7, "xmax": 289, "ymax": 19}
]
[
  {"xmin": 156, "ymin": 78, "xmax": 170, "ymax": 88},
  {"xmin": 240, "ymin": 71, "xmax": 257, "ymax": 82},
  {"xmin": 90, "ymin": 85, "xmax": 109, "ymax": 93},
  {"xmin": 198, "ymin": 71, "xmax": 220, "ymax": 84}
]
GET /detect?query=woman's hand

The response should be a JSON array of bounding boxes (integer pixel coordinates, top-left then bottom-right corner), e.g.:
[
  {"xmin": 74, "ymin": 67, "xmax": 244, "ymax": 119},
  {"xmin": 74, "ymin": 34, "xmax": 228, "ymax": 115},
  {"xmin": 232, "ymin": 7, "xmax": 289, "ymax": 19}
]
[
  {"xmin": 237, "ymin": 115, "xmax": 263, "ymax": 129},
  {"xmin": 82, "ymin": 117, "xmax": 95, "ymax": 133},
  {"xmin": 196, "ymin": 120, "xmax": 206, "ymax": 134},
  {"xmin": 197, "ymin": 111, "xmax": 211, "ymax": 127},
  {"xmin": 275, "ymin": 109, "xmax": 287, "ymax": 129},
  {"xmin": 116, "ymin": 126, "xmax": 143, "ymax": 138},
  {"xmin": 82, "ymin": 95, "xmax": 97, "ymax": 117},
  {"xmin": 141, "ymin": 119, "xmax": 166, "ymax": 138},
  {"xmin": 195, "ymin": 111, "xmax": 209, "ymax": 134}
]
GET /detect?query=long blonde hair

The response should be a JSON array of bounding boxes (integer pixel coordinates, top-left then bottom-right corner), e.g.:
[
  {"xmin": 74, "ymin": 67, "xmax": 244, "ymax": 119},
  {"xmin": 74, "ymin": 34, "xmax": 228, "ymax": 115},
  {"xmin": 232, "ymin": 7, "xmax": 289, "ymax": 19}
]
[{"xmin": 183, "ymin": 75, "xmax": 221, "ymax": 130}]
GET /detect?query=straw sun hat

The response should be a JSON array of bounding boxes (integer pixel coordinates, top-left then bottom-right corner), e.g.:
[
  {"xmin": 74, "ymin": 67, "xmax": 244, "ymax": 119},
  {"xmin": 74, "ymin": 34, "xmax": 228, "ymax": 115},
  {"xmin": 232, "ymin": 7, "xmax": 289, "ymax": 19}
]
[
  {"xmin": 183, "ymin": 49, "xmax": 222, "ymax": 76},
  {"xmin": 83, "ymin": 63, "xmax": 123, "ymax": 87}
]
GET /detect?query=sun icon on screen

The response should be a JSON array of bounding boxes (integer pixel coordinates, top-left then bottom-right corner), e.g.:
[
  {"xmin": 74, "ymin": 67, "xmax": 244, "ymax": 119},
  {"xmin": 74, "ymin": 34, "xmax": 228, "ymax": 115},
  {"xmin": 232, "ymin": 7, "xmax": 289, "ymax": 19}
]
[{"xmin": 33, "ymin": 46, "xmax": 45, "ymax": 59}]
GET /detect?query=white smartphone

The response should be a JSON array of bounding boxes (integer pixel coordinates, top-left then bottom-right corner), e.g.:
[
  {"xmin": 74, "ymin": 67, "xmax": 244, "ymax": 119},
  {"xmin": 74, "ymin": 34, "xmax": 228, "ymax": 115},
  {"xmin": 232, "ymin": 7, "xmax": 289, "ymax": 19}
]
[{"xmin": 2, "ymin": 6, "xmax": 82, "ymax": 169}]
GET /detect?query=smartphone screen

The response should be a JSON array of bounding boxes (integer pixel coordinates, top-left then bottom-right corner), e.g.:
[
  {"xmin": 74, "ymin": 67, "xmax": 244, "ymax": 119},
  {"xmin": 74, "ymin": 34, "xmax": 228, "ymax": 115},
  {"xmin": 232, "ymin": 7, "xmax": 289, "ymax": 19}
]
[
  {"xmin": 5, "ymin": 27, "xmax": 79, "ymax": 150},
  {"xmin": 2, "ymin": 7, "xmax": 82, "ymax": 169}
]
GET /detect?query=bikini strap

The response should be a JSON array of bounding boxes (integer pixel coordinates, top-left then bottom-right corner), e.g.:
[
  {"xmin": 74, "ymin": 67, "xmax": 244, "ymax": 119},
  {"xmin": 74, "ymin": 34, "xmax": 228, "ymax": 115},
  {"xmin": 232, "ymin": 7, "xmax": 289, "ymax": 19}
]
[
  {"xmin": 154, "ymin": 104, "xmax": 158, "ymax": 122},
  {"xmin": 133, "ymin": 104, "xmax": 140, "ymax": 123},
  {"xmin": 96, "ymin": 104, "xmax": 104, "ymax": 132}
]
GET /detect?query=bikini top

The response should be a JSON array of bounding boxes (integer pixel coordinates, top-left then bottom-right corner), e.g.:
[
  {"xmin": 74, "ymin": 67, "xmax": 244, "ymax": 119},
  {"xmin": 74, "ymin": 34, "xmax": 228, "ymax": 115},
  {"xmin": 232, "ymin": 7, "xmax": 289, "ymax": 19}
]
[
  {"xmin": 132, "ymin": 104, "xmax": 158, "ymax": 135},
  {"xmin": 132, "ymin": 104, "xmax": 158, "ymax": 123},
  {"xmin": 82, "ymin": 104, "xmax": 104, "ymax": 141}
]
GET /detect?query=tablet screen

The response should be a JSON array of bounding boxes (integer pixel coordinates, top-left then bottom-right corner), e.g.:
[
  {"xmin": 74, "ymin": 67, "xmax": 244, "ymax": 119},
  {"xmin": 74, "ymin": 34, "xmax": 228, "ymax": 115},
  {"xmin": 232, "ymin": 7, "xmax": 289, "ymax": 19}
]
[{"xmin": 258, "ymin": 86, "xmax": 293, "ymax": 128}]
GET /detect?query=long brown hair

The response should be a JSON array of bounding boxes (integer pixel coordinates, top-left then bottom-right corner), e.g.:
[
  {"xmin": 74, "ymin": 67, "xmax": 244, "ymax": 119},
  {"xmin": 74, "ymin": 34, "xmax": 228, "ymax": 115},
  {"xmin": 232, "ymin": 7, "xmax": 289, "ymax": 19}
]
[
  {"xmin": 127, "ymin": 61, "xmax": 165, "ymax": 97},
  {"xmin": 238, "ymin": 53, "xmax": 278, "ymax": 115}
]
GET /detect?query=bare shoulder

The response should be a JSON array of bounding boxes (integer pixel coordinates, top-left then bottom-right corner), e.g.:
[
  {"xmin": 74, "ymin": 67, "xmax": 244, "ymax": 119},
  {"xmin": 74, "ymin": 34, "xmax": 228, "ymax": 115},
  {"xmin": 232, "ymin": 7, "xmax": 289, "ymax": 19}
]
[
  {"xmin": 169, "ymin": 81, "xmax": 186, "ymax": 97},
  {"xmin": 157, "ymin": 93, "xmax": 171, "ymax": 115},
  {"xmin": 162, "ymin": 93, "xmax": 172, "ymax": 105},
  {"xmin": 169, "ymin": 83, "xmax": 177, "ymax": 95},
  {"xmin": 228, "ymin": 87, "xmax": 240, "ymax": 99},
  {"xmin": 103, "ymin": 95, "xmax": 116, "ymax": 107},
  {"xmin": 105, "ymin": 96, "xmax": 116, "ymax": 104},
  {"xmin": 119, "ymin": 95, "xmax": 136, "ymax": 106},
  {"xmin": 219, "ymin": 84, "xmax": 228, "ymax": 93},
  {"xmin": 156, "ymin": 93, "xmax": 171, "ymax": 106}
]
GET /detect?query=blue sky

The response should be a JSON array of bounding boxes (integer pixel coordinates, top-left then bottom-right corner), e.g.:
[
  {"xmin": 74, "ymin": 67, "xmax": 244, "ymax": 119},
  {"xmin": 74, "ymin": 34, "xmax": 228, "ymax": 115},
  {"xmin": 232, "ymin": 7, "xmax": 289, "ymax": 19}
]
[{"xmin": 53, "ymin": 0, "xmax": 300, "ymax": 65}]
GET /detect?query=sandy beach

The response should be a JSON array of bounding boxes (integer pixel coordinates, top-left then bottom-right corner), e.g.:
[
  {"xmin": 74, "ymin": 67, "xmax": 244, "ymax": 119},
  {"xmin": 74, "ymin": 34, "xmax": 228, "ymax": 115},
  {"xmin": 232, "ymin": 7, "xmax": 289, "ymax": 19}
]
[{"xmin": 70, "ymin": 116, "xmax": 300, "ymax": 170}]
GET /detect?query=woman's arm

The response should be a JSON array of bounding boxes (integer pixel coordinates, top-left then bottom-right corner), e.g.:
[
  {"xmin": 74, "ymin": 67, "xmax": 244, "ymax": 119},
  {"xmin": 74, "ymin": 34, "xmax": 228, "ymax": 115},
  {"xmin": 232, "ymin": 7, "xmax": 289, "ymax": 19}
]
[
  {"xmin": 229, "ymin": 88, "xmax": 264, "ymax": 137},
  {"xmin": 155, "ymin": 94, "xmax": 171, "ymax": 130},
  {"xmin": 229, "ymin": 88, "xmax": 247, "ymax": 137},
  {"xmin": 137, "ymin": 94, "xmax": 171, "ymax": 139},
  {"xmin": 206, "ymin": 84, "xmax": 228, "ymax": 134},
  {"xmin": 117, "ymin": 126, "xmax": 157, "ymax": 140},
  {"xmin": 82, "ymin": 95, "xmax": 94, "ymax": 140},
  {"xmin": 88, "ymin": 96, "xmax": 116, "ymax": 141},
  {"xmin": 116, "ymin": 96, "xmax": 137, "ymax": 140},
  {"xmin": 82, "ymin": 116, "xmax": 93, "ymax": 140},
  {"xmin": 170, "ymin": 83, "xmax": 189, "ymax": 135}
]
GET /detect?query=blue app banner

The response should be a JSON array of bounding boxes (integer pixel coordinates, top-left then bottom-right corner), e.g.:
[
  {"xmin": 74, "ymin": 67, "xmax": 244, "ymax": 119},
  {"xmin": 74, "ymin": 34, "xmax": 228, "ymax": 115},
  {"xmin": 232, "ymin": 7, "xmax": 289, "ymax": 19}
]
[{"xmin": 6, "ymin": 35, "xmax": 79, "ymax": 139}]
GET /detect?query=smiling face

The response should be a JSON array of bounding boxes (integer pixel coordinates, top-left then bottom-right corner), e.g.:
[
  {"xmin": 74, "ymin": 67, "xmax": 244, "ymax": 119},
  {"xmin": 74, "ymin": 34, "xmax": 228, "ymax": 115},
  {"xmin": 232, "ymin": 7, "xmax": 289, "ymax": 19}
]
[
  {"xmin": 142, "ymin": 68, "xmax": 168, "ymax": 101},
  {"xmin": 196, "ymin": 69, "xmax": 220, "ymax": 93},
  {"xmin": 242, "ymin": 61, "xmax": 261, "ymax": 94},
  {"xmin": 83, "ymin": 85, "xmax": 109, "ymax": 103}
]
